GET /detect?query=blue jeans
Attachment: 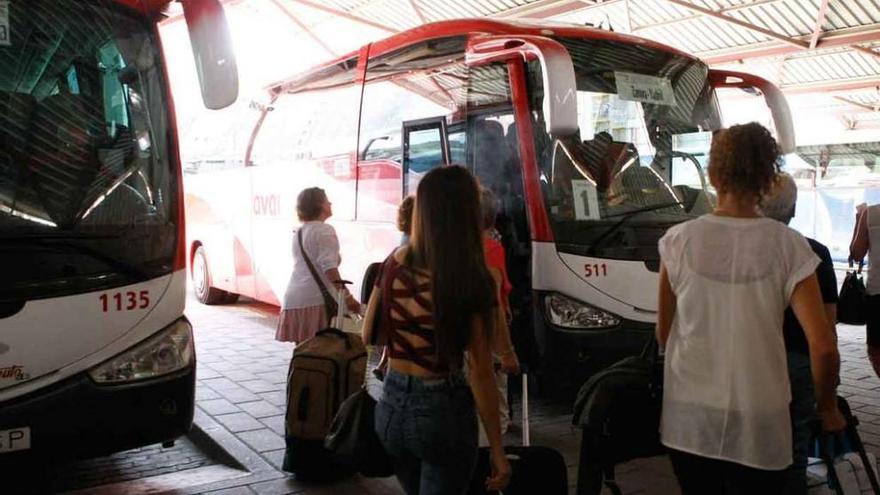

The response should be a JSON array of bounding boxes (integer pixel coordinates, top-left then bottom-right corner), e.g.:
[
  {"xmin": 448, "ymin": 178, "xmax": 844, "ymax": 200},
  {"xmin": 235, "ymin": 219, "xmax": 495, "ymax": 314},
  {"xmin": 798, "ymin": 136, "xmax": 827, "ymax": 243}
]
[
  {"xmin": 785, "ymin": 351, "xmax": 815, "ymax": 495},
  {"xmin": 374, "ymin": 369, "xmax": 478, "ymax": 495}
]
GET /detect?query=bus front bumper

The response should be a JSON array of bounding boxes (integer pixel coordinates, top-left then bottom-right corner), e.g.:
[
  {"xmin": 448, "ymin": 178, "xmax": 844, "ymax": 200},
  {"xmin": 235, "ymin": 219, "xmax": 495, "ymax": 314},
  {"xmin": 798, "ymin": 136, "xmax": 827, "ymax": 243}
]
[
  {"xmin": 532, "ymin": 293, "xmax": 654, "ymax": 388},
  {"xmin": 0, "ymin": 362, "xmax": 195, "ymax": 464}
]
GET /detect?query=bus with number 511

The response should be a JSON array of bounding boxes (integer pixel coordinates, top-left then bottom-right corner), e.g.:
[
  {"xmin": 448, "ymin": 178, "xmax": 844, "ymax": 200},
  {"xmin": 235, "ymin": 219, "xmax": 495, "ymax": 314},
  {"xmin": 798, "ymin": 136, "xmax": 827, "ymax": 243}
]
[{"xmin": 185, "ymin": 19, "xmax": 794, "ymax": 392}]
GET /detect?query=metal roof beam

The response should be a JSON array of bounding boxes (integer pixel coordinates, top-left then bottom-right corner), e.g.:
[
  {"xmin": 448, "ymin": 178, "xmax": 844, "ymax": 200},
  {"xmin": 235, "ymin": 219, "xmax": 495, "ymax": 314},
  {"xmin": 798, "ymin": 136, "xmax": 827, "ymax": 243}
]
[
  {"xmin": 633, "ymin": 0, "xmax": 783, "ymax": 33},
  {"xmin": 406, "ymin": 0, "xmax": 427, "ymax": 25},
  {"xmin": 495, "ymin": 0, "xmax": 598, "ymax": 20},
  {"xmin": 703, "ymin": 24, "xmax": 880, "ymax": 64},
  {"xmin": 270, "ymin": 0, "xmax": 338, "ymax": 57},
  {"xmin": 284, "ymin": 0, "xmax": 397, "ymax": 33},
  {"xmin": 660, "ymin": 0, "xmax": 808, "ymax": 50},
  {"xmin": 833, "ymin": 96, "xmax": 876, "ymax": 113},
  {"xmin": 810, "ymin": 0, "xmax": 830, "ymax": 49},
  {"xmin": 779, "ymin": 76, "xmax": 880, "ymax": 95}
]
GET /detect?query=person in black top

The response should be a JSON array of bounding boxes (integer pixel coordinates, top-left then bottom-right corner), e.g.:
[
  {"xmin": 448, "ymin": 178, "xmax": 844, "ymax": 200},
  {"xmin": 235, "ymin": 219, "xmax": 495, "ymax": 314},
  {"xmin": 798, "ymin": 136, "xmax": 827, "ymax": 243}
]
[{"xmin": 763, "ymin": 172, "xmax": 839, "ymax": 495}]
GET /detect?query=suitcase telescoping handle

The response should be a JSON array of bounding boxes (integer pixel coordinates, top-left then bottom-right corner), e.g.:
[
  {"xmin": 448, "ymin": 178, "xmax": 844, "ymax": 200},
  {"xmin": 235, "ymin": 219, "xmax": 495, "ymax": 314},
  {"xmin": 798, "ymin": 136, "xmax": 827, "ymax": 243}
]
[{"xmin": 332, "ymin": 279, "xmax": 352, "ymax": 327}]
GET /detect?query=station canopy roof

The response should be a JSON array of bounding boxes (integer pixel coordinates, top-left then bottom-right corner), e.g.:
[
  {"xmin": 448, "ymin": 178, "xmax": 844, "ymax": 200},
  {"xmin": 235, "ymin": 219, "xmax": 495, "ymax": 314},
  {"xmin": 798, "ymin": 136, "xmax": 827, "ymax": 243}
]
[{"xmin": 203, "ymin": 0, "xmax": 880, "ymax": 132}]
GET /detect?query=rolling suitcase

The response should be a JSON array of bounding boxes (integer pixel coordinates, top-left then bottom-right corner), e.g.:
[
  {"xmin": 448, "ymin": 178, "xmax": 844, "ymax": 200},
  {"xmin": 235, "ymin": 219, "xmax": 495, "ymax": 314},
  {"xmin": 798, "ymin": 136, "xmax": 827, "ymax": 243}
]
[
  {"xmin": 282, "ymin": 282, "xmax": 367, "ymax": 479},
  {"xmin": 467, "ymin": 373, "xmax": 568, "ymax": 495}
]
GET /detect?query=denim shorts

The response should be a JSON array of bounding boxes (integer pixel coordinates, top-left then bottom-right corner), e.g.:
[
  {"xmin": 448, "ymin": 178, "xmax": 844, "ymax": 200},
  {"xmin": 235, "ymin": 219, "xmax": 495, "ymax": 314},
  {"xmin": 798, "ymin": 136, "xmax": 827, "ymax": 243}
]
[{"xmin": 375, "ymin": 369, "xmax": 478, "ymax": 495}]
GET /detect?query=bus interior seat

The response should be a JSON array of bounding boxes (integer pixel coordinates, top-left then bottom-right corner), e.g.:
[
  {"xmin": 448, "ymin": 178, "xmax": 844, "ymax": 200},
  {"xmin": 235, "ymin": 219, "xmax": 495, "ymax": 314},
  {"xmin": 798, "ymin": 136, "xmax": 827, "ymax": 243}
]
[
  {"xmin": 0, "ymin": 91, "xmax": 37, "ymax": 173},
  {"xmin": 673, "ymin": 184, "xmax": 713, "ymax": 214},
  {"xmin": 501, "ymin": 121, "xmax": 530, "ymax": 249},
  {"xmin": 505, "ymin": 122, "xmax": 519, "ymax": 156},
  {"xmin": 473, "ymin": 119, "xmax": 511, "ymax": 191},
  {"xmin": 0, "ymin": 91, "xmax": 38, "ymax": 215},
  {"xmin": 29, "ymin": 91, "xmax": 104, "ymax": 226}
]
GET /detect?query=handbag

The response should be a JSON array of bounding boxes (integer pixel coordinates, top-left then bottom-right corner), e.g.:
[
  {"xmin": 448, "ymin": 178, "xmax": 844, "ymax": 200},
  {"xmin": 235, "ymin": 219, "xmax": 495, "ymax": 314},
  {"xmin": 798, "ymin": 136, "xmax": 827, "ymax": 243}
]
[
  {"xmin": 298, "ymin": 228, "xmax": 339, "ymax": 321},
  {"xmin": 324, "ymin": 386, "xmax": 395, "ymax": 477},
  {"xmin": 572, "ymin": 338, "xmax": 664, "ymax": 495},
  {"xmin": 838, "ymin": 260, "xmax": 867, "ymax": 326}
]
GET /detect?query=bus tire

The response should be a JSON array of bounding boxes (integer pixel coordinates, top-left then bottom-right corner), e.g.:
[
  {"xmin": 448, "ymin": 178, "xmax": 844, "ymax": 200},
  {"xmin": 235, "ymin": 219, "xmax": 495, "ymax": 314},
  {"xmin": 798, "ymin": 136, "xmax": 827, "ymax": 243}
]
[{"xmin": 193, "ymin": 246, "xmax": 227, "ymax": 305}]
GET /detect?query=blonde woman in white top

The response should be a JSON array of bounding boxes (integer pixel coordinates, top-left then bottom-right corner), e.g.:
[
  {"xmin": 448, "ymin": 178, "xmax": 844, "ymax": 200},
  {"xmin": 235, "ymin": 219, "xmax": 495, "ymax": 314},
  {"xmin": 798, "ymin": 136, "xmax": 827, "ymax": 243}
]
[
  {"xmin": 656, "ymin": 123, "xmax": 845, "ymax": 494},
  {"xmin": 851, "ymin": 202, "xmax": 880, "ymax": 378},
  {"xmin": 276, "ymin": 187, "xmax": 359, "ymax": 343}
]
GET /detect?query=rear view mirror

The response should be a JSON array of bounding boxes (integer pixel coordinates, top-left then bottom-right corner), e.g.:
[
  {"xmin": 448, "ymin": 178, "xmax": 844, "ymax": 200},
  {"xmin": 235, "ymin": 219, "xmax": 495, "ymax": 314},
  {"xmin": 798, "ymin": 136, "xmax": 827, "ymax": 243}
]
[
  {"xmin": 181, "ymin": 0, "xmax": 239, "ymax": 110},
  {"xmin": 467, "ymin": 35, "xmax": 578, "ymax": 137},
  {"xmin": 709, "ymin": 70, "xmax": 795, "ymax": 153}
]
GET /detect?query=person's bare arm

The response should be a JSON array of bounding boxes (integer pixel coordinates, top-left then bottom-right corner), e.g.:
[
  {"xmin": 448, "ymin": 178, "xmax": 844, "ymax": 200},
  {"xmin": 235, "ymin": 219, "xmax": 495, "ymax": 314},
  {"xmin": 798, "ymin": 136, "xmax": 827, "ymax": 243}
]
[
  {"xmin": 792, "ymin": 274, "xmax": 845, "ymax": 432},
  {"xmin": 361, "ymin": 286, "xmax": 380, "ymax": 345},
  {"xmin": 466, "ymin": 317, "xmax": 511, "ymax": 491},
  {"xmin": 487, "ymin": 268, "xmax": 519, "ymax": 374},
  {"xmin": 325, "ymin": 268, "xmax": 360, "ymax": 312},
  {"xmin": 825, "ymin": 303, "xmax": 837, "ymax": 338},
  {"xmin": 656, "ymin": 264, "xmax": 676, "ymax": 348},
  {"xmin": 850, "ymin": 209, "xmax": 869, "ymax": 262}
]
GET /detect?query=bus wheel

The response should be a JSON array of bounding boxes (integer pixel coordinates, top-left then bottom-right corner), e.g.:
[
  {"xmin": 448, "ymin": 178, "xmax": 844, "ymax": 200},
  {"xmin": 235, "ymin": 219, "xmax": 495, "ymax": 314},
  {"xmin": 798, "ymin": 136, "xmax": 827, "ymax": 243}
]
[{"xmin": 193, "ymin": 246, "xmax": 227, "ymax": 305}]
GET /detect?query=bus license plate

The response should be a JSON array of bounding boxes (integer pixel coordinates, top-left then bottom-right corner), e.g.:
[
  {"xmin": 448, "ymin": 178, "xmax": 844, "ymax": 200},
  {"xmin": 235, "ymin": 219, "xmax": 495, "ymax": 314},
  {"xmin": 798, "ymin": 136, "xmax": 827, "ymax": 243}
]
[{"xmin": 0, "ymin": 427, "xmax": 30, "ymax": 453}]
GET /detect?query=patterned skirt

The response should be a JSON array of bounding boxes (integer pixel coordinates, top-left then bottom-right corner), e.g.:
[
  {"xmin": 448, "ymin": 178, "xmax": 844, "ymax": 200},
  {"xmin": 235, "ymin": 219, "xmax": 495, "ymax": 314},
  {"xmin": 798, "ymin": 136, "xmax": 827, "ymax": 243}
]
[{"xmin": 275, "ymin": 304, "xmax": 327, "ymax": 343}]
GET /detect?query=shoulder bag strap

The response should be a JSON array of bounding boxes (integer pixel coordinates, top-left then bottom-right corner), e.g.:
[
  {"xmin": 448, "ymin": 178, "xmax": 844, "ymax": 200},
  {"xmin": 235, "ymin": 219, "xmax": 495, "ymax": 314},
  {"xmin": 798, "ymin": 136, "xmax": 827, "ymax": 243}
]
[{"xmin": 298, "ymin": 227, "xmax": 338, "ymax": 320}]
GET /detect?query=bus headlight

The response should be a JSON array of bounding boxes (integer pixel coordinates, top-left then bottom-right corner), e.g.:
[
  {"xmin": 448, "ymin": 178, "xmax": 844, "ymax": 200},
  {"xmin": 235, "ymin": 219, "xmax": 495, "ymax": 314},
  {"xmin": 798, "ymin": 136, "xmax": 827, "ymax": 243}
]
[
  {"xmin": 88, "ymin": 318, "xmax": 194, "ymax": 384},
  {"xmin": 543, "ymin": 293, "xmax": 621, "ymax": 329}
]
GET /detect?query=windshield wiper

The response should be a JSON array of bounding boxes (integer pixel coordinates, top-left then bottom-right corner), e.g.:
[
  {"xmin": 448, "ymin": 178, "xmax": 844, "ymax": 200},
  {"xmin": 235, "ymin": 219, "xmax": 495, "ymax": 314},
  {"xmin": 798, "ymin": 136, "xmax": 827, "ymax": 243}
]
[
  {"xmin": 0, "ymin": 236, "xmax": 148, "ymax": 280},
  {"xmin": 587, "ymin": 201, "xmax": 684, "ymax": 256}
]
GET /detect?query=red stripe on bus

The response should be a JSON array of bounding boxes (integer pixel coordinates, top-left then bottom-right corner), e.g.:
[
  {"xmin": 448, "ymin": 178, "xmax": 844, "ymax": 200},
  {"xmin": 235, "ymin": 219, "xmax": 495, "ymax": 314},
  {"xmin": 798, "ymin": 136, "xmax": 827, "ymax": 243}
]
[{"xmin": 508, "ymin": 59, "xmax": 553, "ymax": 242}]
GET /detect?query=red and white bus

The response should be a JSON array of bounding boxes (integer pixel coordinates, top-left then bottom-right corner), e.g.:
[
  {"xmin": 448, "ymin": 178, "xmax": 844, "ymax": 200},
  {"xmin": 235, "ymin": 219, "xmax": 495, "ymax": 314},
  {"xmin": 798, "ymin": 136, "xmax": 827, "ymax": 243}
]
[
  {"xmin": 0, "ymin": 0, "xmax": 237, "ymax": 461},
  {"xmin": 186, "ymin": 19, "xmax": 793, "ymax": 389}
]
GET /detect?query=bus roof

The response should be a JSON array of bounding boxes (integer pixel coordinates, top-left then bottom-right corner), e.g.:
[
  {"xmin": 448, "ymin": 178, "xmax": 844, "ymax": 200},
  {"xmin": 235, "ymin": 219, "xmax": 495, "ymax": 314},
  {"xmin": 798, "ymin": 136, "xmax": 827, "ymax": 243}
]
[{"xmin": 270, "ymin": 18, "xmax": 700, "ymax": 94}]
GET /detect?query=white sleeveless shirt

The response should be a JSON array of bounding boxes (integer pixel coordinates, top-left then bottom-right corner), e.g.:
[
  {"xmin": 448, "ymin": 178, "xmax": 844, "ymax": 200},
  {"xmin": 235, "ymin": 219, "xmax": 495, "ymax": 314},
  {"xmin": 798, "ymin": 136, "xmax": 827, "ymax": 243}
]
[
  {"xmin": 866, "ymin": 205, "xmax": 880, "ymax": 296},
  {"xmin": 658, "ymin": 215, "xmax": 819, "ymax": 469}
]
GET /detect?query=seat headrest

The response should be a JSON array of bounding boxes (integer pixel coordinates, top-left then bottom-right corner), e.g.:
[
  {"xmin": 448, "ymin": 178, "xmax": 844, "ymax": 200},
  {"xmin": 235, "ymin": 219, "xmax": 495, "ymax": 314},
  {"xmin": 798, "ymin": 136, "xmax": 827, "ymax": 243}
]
[{"xmin": 476, "ymin": 120, "xmax": 505, "ymax": 141}]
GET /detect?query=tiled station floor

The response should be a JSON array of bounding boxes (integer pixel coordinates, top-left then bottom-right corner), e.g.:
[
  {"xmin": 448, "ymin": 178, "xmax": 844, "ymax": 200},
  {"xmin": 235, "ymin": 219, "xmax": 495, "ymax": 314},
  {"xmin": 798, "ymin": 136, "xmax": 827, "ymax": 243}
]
[
  {"xmin": 183, "ymin": 291, "xmax": 880, "ymax": 495},
  {"xmin": 185, "ymin": 293, "xmax": 679, "ymax": 495},
  {"xmin": 12, "ymin": 286, "xmax": 880, "ymax": 495}
]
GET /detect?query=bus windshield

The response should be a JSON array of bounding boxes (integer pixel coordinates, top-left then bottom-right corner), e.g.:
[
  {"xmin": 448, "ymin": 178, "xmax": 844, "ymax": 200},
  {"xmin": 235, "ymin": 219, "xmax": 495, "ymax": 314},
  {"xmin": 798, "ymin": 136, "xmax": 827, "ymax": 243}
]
[
  {"xmin": 531, "ymin": 37, "xmax": 722, "ymax": 261},
  {"xmin": 0, "ymin": 0, "xmax": 175, "ymax": 300}
]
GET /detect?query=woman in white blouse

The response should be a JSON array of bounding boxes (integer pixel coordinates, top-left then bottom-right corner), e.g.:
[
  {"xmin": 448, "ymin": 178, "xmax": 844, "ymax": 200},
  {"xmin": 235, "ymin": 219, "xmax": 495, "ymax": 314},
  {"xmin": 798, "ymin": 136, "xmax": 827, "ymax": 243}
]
[
  {"xmin": 276, "ymin": 187, "xmax": 359, "ymax": 343},
  {"xmin": 656, "ymin": 123, "xmax": 845, "ymax": 493},
  {"xmin": 851, "ymin": 202, "xmax": 880, "ymax": 379}
]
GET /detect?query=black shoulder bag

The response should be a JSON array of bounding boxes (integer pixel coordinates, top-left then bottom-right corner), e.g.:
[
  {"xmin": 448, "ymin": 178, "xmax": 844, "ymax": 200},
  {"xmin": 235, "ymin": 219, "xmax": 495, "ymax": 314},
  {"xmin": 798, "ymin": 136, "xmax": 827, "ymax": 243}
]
[
  {"xmin": 297, "ymin": 228, "xmax": 338, "ymax": 321},
  {"xmin": 838, "ymin": 260, "xmax": 866, "ymax": 325}
]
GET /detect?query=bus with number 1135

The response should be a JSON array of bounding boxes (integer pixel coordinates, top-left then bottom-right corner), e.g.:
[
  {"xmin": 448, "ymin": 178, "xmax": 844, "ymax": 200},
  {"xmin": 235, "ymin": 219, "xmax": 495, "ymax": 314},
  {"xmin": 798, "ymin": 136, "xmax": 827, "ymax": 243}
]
[{"xmin": 0, "ymin": 0, "xmax": 238, "ymax": 462}]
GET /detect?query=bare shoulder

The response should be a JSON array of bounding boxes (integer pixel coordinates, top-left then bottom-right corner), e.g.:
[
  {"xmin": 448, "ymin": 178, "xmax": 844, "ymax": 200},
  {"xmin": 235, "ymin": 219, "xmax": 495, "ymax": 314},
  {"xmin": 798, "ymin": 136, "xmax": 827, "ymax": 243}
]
[{"xmin": 392, "ymin": 245, "xmax": 409, "ymax": 263}]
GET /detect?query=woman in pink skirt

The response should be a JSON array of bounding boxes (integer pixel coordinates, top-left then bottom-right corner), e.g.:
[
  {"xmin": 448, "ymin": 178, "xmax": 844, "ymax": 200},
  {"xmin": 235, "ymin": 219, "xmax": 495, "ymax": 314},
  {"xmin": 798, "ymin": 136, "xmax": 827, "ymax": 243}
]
[{"xmin": 276, "ymin": 187, "xmax": 360, "ymax": 343}]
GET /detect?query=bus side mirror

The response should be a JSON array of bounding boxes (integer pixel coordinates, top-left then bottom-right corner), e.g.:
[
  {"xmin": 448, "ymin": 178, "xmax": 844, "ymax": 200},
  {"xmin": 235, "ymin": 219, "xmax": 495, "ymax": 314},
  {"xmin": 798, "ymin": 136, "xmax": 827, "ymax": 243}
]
[
  {"xmin": 467, "ymin": 35, "xmax": 578, "ymax": 138},
  {"xmin": 181, "ymin": 0, "xmax": 239, "ymax": 110},
  {"xmin": 709, "ymin": 69, "xmax": 795, "ymax": 154}
]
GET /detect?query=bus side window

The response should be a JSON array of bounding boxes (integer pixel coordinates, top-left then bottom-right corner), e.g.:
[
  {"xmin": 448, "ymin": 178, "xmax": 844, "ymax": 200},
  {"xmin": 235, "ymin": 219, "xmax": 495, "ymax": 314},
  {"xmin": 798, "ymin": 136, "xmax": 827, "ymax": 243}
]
[{"xmin": 357, "ymin": 36, "xmax": 467, "ymax": 222}]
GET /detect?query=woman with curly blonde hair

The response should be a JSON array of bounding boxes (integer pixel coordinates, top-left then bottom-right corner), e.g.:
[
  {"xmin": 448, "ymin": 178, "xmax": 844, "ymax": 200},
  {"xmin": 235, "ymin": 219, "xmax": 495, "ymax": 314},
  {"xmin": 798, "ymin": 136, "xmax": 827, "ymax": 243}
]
[{"xmin": 656, "ymin": 123, "xmax": 844, "ymax": 493}]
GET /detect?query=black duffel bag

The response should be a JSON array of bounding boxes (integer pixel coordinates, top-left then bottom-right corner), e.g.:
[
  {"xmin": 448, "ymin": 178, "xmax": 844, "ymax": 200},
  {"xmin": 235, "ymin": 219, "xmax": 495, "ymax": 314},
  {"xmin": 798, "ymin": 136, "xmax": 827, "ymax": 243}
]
[
  {"xmin": 572, "ymin": 338, "xmax": 665, "ymax": 495},
  {"xmin": 838, "ymin": 260, "xmax": 867, "ymax": 325},
  {"xmin": 324, "ymin": 387, "xmax": 395, "ymax": 478}
]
